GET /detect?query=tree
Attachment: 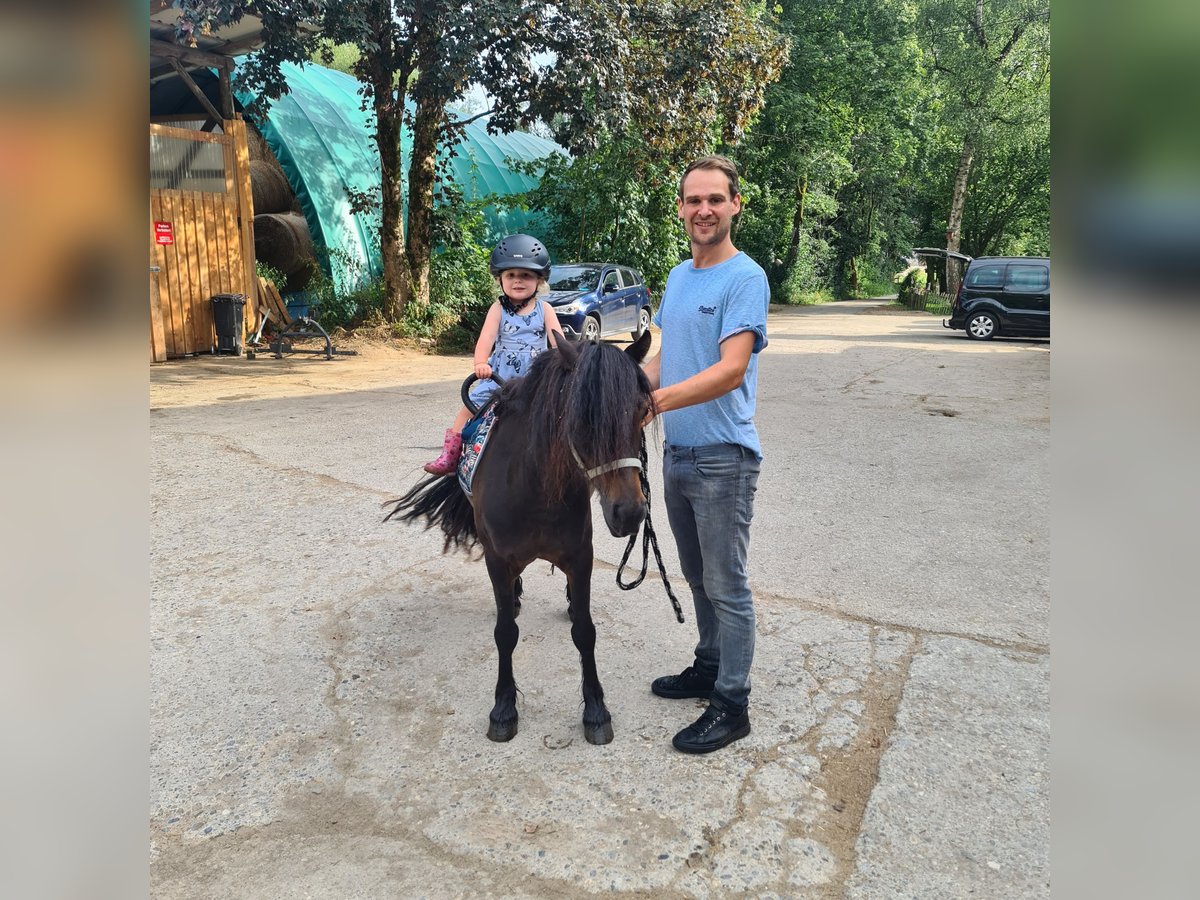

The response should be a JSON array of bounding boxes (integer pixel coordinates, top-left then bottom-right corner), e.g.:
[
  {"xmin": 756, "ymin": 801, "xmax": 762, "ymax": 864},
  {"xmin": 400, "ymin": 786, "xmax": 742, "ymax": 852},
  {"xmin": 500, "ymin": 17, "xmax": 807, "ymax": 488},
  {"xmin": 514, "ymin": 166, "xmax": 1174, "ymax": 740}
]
[
  {"xmin": 920, "ymin": 0, "xmax": 1049, "ymax": 288},
  {"xmin": 519, "ymin": 1, "xmax": 788, "ymax": 291},
  {"xmin": 734, "ymin": 0, "xmax": 925, "ymax": 298},
  {"xmin": 174, "ymin": 0, "xmax": 785, "ymax": 323}
]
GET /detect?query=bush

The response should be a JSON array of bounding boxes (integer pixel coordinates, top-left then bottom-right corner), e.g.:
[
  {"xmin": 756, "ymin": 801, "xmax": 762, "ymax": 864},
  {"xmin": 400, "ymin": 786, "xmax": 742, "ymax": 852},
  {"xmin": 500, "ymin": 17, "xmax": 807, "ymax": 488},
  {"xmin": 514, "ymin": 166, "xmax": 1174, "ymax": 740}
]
[
  {"xmin": 402, "ymin": 189, "xmax": 498, "ymax": 349},
  {"xmin": 301, "ymin": 247, "xmax": 389, "ymax": 330}
]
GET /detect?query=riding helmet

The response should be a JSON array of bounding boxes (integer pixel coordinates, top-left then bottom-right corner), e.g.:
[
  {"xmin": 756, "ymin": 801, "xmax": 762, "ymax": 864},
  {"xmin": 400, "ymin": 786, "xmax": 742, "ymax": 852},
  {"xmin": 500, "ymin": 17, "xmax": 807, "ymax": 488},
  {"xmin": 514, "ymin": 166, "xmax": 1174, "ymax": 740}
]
[{"xmin": 489, "ymin": 234, "xmax": 551, "ymax": 277}]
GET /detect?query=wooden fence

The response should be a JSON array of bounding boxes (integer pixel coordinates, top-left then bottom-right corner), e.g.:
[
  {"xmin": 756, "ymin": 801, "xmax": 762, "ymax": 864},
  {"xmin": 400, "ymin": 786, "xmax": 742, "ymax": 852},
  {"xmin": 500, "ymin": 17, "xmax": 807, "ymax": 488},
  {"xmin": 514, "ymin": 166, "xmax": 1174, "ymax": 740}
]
[{"xmin": 149, "ymin": 120, "xmax": 257, "ymax": 360}]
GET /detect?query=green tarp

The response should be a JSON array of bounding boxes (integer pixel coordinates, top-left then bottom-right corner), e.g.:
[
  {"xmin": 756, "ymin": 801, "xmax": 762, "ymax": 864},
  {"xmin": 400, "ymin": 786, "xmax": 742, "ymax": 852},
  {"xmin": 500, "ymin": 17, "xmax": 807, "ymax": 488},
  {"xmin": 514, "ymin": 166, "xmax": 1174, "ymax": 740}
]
[{"xmin": 235, "ymin": 60, "xmax": 564, "ymax": 293}]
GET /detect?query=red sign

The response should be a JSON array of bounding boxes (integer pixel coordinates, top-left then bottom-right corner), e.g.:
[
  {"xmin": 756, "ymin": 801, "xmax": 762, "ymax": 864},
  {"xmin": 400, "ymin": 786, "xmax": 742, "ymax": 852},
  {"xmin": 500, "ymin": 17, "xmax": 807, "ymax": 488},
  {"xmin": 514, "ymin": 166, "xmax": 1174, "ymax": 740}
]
[{"xmin": 154, "ymin": 221, "xmax": 174, "ymax": 245}]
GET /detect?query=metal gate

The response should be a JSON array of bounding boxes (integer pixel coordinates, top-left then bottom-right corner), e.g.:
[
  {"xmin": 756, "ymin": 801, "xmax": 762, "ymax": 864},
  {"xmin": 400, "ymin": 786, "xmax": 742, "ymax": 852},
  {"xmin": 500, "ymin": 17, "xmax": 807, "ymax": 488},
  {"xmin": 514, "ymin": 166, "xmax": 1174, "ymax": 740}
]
[{"xmin": 149, "ymin": 120, "xmax": 255, "ymax": 359}]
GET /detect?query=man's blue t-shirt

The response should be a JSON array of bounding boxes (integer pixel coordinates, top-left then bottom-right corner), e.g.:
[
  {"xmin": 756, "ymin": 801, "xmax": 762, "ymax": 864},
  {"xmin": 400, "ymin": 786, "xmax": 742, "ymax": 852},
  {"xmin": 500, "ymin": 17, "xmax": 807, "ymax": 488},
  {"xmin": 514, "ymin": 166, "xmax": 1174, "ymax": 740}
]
[{"xmin": 652, "ymin": 251, "xmax": 769, "ymax": 459}]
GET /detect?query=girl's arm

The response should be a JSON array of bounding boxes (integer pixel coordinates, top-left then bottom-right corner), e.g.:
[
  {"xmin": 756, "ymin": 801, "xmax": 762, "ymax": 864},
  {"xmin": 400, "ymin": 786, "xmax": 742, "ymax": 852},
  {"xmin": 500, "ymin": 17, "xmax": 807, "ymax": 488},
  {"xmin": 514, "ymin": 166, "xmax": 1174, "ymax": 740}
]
[
  {"xmin": 543, "ymin": 301, "xmax": 566, "ymax": 348},
  {"xmin": 474, "ymin": 303, "xmax": 502, "ymax": 379}
]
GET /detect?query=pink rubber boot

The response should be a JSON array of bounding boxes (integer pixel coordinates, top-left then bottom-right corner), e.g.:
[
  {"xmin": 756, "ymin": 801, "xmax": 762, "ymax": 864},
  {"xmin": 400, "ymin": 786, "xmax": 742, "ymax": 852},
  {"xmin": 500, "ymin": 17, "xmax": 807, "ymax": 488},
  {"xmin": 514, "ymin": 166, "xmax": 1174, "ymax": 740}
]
[{"xmin": 423, "ymin": 428, "xmax": 463, "ymax": 475}]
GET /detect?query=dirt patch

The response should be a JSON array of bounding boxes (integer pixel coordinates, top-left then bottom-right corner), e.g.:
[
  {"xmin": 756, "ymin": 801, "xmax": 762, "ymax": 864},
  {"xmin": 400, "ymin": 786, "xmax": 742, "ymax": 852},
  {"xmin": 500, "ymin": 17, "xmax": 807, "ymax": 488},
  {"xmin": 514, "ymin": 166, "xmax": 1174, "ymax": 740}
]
[
  {"xmin": 150, "ymin": 331, "xmax": 658, "ymax": 410},
  {"xmin": 149, "ymin": 334, "xmax": 471, "ymax": 409}
]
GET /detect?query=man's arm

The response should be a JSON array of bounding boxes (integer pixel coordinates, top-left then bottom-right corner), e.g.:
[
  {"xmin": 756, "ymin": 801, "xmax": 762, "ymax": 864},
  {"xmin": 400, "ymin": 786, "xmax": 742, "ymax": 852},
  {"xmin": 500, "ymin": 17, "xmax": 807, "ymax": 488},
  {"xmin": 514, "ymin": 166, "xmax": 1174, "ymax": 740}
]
[
  {"xmin": 647, "ymin": 330, "xmax": 756, "ymax": 421},
  {"xmin": 642, "ymin": 351, "xmax": 662, "ymax": 391}
]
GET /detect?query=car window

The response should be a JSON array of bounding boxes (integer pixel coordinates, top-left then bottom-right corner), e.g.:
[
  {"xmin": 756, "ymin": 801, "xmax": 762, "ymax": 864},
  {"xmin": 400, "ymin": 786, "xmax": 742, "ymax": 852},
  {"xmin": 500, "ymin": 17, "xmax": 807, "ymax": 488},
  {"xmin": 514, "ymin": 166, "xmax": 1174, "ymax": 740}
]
[
  {"xmin": 602, "ymin": 270, "xmax": 621, "ymax": 292},
  {"xmin": 548, "ymin": 265, "xmax": 601, "ymax": 292},
  {"xmin": 965, "ymin": 264, "xmax": 1005, "ymax": 288},
  {"xmin": 620, "ymin": 267, "xmax": 641, "ymax": 287},
  {"xmin": 1005, "ymin": 265, "xmax": 1049, "ymax": 292}
]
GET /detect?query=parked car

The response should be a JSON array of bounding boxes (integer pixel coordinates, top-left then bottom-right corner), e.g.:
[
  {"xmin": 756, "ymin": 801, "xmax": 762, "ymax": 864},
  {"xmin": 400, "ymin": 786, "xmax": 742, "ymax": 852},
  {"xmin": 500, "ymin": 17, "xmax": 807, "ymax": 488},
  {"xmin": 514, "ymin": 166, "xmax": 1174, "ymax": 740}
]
[
  {"xmin": 545, "ymin": 263, "xmax": 654, "ymax": 342},
  {"xmin": 944, "ymin": 255, "xmax": 1051, "ymax": 340}
]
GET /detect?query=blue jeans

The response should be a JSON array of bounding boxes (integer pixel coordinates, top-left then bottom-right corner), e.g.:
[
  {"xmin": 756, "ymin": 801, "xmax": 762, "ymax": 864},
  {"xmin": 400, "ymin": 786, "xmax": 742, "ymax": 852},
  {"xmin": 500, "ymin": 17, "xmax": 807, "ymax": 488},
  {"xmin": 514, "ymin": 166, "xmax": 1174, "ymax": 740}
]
[{"xmin": 662, "ymin": 443, "xmax": 760, "ymax": 709}]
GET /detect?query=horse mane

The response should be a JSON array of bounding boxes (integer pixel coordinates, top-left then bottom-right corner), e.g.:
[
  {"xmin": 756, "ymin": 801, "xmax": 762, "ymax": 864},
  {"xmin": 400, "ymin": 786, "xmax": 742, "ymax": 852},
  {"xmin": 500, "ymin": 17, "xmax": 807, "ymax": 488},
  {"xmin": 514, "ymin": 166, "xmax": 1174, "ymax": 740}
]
[{"xmin": 498, "ymin": 341, "xmax": 650, "ymax": 502}]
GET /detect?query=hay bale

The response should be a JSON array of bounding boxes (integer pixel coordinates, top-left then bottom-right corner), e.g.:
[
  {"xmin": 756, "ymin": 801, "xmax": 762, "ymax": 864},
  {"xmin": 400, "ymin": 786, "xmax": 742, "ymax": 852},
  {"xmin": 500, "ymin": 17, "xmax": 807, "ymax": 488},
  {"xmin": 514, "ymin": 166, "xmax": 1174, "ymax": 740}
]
[
  {"xmin": 254, "ymin": 211, "xmax": 315, "ymax": 276},
  {"xmin": 249, "ymin": 160, "xmax": 294, "ymax": 215}
]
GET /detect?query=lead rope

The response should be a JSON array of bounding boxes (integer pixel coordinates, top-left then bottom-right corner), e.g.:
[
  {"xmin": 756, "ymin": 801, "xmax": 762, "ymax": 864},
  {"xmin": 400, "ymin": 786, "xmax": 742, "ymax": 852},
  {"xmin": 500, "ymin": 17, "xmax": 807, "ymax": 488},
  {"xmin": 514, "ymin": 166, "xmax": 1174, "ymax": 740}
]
[{"xmin": 616, "ymin": 434, "xmax": 685, "ymax": 623}]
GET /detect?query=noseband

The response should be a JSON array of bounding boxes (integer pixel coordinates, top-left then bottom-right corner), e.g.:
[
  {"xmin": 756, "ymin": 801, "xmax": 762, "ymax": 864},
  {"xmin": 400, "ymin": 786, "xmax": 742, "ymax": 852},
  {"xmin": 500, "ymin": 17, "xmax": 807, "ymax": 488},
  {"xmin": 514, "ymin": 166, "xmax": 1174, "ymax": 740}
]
[{"xmin": 570, "ymin": 444, "xmax": 642, "ymax": 481}]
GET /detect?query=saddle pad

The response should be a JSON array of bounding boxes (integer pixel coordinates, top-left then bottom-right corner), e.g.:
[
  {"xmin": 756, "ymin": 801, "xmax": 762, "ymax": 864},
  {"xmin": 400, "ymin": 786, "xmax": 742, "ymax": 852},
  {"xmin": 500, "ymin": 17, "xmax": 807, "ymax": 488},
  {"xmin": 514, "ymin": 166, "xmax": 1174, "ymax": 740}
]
[{"xmin": 458, "ymin": 407, "xmax": 497, "ymax": 497}]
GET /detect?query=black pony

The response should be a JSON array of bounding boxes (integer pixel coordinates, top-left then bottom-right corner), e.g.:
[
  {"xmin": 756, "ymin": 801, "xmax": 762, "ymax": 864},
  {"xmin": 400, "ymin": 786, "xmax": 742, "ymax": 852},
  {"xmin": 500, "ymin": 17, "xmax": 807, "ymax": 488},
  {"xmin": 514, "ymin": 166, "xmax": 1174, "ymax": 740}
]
[{"xmin": 387, "ymin": 330, "xmax": 654, "ymax": 744}]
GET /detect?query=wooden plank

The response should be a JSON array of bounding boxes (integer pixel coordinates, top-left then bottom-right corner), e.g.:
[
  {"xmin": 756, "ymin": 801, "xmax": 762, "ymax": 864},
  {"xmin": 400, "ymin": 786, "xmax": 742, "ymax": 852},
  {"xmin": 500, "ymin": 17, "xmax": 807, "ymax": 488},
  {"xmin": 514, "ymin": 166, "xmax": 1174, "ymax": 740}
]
[
  {"xmin": 150, "ymin": 122, "xmax": 232, "ymax": 145},
  {"xmin": 149, "ymin": 38, "xmax": 234, "ymax": 72},
  {"xmin": 183, "ymin": 191, "xmax": 205, "ymax": 352},
  {"xmin": 224, "ymin": 195, "xmax": 248, "ymax": 333},
  {"xmin": 155, "ymin": 191, "xmax": 179, "ymax": 357},
  {"xmin": 219, "ymin": 67, "xmax": 234, "ymax": 120},
  {"xmin": 198, "ymin": 192, "xmax": 219, "ymax": 343},
  {"xmin": 261, "ymin": 277, "xmax": 290, "ymax": 326},
  {"xmin": 258, "ymin": 276, "xmax": 282, "ymax": 323},
  {"xmin": 180, "ymin": 192, "xmax": 203, "ymax": 353},
  {"xmin": 271, "ymin": 281, "xmax": 293, "ymax": 325},
  {"xmin": 149, "ymin": 200, "xmax": 168, "ymax": 363},
  {"xmin": 159, "ymin": 191, "xmax": 187, "ymax": 357},
  {"xmin": 207, "ymin": 192, "xmax": 228, "ymax": 296},
  {"xmin": 168, "ymin": 58, "xmax": 223, "ymax": 127},
  {"xmin": 227, "ymin": 118, "xmax": 258, "ymax": 343}
]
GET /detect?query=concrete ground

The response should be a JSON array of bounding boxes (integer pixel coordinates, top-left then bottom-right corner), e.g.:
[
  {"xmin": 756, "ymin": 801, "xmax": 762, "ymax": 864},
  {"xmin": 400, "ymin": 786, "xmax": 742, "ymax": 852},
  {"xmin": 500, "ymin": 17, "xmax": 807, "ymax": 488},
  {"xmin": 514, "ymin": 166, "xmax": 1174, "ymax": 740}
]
[{"xmin": 150, "ymin": 300, "xmax": 1049, "ymax": 898}]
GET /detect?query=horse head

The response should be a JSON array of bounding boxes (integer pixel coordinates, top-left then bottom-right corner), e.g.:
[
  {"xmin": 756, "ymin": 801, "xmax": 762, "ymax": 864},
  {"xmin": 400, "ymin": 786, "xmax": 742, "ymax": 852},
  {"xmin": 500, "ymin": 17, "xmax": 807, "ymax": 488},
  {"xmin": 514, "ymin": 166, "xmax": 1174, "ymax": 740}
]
[{"xmin": 563, "ymin": 330, "xmax": 653, "ymax": 537}]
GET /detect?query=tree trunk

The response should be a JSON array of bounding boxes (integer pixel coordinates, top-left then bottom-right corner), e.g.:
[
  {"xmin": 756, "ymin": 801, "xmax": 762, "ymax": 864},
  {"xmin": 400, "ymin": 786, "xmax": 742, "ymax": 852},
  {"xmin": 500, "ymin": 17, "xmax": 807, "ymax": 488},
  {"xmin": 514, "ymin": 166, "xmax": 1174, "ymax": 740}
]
[
  {"xmin": 371, "ymin": 63, "xmax": 412, "ymax": 322},
  {"xmin": 405, "ymin": 94, "xmax": 442, "ymax": 315},
  {"xmin": 945, "ymin": 135, "xmax": 974, "ymax": 294},
  {"xmin": 783, "ymin": 173, "xmax": 807, "ymax": 271}
]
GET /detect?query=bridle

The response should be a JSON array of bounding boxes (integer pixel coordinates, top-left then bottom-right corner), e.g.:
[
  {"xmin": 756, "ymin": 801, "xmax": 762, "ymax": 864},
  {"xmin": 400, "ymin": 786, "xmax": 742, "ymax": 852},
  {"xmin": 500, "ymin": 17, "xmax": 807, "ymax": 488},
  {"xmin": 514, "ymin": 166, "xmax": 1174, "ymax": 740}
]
[{"xmin": 570, "ymin": 444, "xmax": 642, "ymax": 481}]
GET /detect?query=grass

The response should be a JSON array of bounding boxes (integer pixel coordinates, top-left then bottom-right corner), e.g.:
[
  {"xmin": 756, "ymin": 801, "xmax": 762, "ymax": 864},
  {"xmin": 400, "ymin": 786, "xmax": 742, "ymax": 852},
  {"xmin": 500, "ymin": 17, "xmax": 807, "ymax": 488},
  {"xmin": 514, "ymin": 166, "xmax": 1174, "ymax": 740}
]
[{"xmin": 776, "ymin": 287, "xmax": 835, "ymax": 305}]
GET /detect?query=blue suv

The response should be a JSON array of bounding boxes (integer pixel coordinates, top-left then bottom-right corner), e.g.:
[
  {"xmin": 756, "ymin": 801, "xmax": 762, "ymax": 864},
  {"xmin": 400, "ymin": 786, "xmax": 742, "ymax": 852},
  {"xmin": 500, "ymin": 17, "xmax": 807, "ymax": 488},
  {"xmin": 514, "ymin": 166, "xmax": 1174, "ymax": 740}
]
[{"xmin": 545, "ymin": 263, "xmax": 654, "ymax": 342}]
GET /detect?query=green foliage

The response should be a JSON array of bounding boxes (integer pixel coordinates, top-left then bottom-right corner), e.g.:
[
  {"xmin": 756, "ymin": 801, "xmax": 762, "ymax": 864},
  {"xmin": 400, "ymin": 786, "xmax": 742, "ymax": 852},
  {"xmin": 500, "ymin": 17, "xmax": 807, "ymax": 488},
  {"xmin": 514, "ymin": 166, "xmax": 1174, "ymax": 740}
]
[
  {"xmin": 512, "ymin": 139, "xmax": 687, "ymax": 295},
  {"xmin": 896, "ymin": 267, "xmax": 927, "ymax": 290},
  {"xmin": 254, "ymin": 260, "xmax": 287, "ymax": 290},
  {"xmin": 303, "ymin": 247, "xmax": 387, "ymax": 329},
  {"xmin": 184, "ymin": 0, "xmax": 787, "ymax": 322},
  {"xmin": 412, "ymin": 190, "xmax": 497, "ymax": 348},
  {"xmin": 311, "ymin": 40, "xmax": 360, "ymax": 77},
  {"xmin": 854, "ymin": 266, "xmax": 896, "ymax": 299},
  {"xmin": 180, "ymin": 0, "xmax": 1049, "ymax": 326}
]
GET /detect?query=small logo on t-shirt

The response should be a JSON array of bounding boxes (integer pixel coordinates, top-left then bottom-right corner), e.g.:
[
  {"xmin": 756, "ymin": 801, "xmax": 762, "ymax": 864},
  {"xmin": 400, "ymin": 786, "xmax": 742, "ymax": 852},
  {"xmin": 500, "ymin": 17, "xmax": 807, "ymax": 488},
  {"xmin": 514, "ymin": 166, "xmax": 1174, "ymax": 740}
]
[{"xmin": 698, "ymin": 305, "xmax": 716, "ymax": 316}]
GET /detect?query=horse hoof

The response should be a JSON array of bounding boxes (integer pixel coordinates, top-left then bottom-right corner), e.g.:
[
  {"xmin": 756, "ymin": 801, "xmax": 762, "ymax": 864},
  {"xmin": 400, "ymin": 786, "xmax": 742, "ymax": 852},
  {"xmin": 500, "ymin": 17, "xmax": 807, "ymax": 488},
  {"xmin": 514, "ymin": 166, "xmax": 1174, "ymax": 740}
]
[
  {"xmin": 487, "ymin": 719, "xmax": 518, "ymax": 742},
  {"xmin": 584, "ymin": 721, "xmax": 614, "ymax": 745}
]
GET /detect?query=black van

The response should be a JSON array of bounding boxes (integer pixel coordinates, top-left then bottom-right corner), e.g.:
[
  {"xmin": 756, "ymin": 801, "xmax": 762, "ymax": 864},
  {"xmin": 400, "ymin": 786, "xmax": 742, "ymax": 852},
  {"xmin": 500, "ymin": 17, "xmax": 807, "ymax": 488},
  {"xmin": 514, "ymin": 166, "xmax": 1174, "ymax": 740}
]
[{"xmin": 944, "ymin": 256, "xmax": 1050, "ymax": 340}]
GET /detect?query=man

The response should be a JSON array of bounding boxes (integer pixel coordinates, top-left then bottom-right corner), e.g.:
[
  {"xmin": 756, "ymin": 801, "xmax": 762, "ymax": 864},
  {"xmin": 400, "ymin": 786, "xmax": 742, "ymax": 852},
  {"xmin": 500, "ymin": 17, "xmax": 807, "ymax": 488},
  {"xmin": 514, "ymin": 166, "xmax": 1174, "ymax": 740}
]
[{"xmin": 642, "ymin": 155, "xmax": 769, "ymax": 754}]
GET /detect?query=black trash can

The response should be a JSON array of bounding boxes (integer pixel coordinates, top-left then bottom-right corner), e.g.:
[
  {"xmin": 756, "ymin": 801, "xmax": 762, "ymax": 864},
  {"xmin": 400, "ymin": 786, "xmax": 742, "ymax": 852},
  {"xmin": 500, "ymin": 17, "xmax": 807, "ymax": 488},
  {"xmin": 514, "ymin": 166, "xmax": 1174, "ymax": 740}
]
[{"xmin": 211, "ymin": 293, "xmax": 246, "ymax": 356}]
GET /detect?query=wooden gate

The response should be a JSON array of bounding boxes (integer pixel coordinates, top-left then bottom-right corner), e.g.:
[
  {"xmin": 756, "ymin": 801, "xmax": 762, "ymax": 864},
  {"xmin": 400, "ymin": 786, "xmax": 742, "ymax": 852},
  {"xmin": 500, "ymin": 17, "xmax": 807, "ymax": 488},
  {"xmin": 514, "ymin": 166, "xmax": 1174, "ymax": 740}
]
[{"xmin": 149, "ymin": 120, "xmax": 256, "ymax": 360}]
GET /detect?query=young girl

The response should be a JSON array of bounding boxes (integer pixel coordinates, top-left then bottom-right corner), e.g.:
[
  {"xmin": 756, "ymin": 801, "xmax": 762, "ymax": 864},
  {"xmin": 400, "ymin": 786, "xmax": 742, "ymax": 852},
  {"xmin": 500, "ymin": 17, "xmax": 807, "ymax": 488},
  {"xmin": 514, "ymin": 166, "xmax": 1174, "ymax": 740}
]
[{"xmin": 423, "ymin": 234, "xmax": 565, "ymax": 475}]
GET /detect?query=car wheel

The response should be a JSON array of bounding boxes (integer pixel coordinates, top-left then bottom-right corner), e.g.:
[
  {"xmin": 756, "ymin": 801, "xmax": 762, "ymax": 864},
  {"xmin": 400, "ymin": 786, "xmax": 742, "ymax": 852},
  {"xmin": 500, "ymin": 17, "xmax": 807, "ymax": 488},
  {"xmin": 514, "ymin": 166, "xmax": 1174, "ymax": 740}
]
[
  {"xmin": 631, "ymin": 306, "xmax": 651, "ymax": 340},
  {"xmin": 966, "ymin": 310, "xmax": 998, "ymax": 340},
  {"xmin": 581, "ymin": 314, "xmax": 601, "ymax": 342}
]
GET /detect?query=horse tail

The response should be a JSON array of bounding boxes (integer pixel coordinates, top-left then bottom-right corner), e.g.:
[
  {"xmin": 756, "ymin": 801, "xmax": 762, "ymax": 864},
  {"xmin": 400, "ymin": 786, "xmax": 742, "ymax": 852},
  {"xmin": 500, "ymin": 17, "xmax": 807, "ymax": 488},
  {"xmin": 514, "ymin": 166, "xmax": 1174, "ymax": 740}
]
[{"xmin": 383, "ymin": 474, "xmax": 478, "ymax": 554}]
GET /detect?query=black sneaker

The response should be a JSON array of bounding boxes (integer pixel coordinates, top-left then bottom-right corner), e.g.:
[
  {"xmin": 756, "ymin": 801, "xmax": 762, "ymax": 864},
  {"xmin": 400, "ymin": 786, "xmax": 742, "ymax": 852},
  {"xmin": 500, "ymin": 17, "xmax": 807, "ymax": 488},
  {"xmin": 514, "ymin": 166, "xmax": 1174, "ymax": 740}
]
[
  {"xmin": 651, "ymin": 665, "xmax": 716, "ymax": 700},
  {"xmin": 672, "ymin": 702, "xmax": 751, "ymax": 754}
]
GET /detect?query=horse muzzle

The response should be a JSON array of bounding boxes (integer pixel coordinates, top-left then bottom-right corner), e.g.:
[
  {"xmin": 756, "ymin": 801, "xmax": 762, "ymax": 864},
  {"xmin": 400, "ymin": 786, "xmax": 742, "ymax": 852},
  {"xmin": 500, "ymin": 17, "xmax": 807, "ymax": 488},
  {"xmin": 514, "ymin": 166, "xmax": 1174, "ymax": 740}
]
[{"xmin": 601, "ymin": 497, "xmax": 647, "ymax": 538}]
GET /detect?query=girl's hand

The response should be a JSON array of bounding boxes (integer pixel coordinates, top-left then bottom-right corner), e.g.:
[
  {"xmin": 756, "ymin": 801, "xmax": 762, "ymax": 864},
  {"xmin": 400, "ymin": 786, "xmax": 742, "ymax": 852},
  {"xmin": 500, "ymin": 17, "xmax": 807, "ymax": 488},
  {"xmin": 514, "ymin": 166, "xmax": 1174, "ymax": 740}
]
[{"xmin": 474, "ymin": 362, "xmax": 493, "ymax": 380}]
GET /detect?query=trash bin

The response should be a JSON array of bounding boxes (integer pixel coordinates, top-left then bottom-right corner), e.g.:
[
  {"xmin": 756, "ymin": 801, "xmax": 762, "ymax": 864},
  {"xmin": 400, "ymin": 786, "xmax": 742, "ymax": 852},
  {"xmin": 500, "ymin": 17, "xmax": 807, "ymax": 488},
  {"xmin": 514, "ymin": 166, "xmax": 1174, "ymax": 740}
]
[{"xmin": 211, "ymin": 293, "xmax": 246, "ymax": 356}]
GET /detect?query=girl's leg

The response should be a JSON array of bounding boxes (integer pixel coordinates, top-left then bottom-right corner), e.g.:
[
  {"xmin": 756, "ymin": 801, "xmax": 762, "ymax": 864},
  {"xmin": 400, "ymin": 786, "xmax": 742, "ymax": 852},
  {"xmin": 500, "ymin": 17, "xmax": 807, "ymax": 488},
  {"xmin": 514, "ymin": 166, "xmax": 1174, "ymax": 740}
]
[
  {"xmin": 451, "ymin": 406, "xmax": 471, "ymax": 432},
  {"xmin": 423, "ymin": 408, "xmax": 469, "ymax": 475}
]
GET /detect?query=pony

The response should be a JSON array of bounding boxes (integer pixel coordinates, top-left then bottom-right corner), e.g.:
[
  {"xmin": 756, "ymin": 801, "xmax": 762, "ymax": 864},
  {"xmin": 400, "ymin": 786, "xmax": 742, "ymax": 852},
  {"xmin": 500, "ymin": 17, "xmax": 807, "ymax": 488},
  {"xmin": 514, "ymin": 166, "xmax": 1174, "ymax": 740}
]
[{"xmin": 387, "ymin": 330, "xmax": 654, "ymax": 744}]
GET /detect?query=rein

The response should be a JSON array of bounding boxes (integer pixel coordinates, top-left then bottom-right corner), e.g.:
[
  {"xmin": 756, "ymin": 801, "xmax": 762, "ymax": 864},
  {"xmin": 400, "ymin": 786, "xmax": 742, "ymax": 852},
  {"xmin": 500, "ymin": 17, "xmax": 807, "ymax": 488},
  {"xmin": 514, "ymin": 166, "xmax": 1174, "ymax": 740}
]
[{"xmin": 614, "ymin": 433, "xmax": 685, "ymax": 624}]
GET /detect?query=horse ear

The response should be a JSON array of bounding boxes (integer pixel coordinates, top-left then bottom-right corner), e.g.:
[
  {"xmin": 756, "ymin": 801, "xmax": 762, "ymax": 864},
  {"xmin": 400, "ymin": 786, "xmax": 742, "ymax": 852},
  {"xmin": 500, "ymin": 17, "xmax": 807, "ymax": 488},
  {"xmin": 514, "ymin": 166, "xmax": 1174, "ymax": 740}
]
[
  {"xmin": 626, "ymin": 329, "xmax": 652, "ymax": 364},
  {"xmin": 557, "ymin": 335, "xmax": 579, "ymax": 368}
]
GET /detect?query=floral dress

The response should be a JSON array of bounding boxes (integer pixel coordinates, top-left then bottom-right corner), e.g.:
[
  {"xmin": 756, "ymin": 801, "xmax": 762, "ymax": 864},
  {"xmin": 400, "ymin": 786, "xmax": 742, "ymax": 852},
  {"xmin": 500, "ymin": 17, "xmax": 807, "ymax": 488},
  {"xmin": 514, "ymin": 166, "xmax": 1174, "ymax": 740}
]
[{"xmin": 468, "ymin": 300, "xmax": 548, "ymax": 408}]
